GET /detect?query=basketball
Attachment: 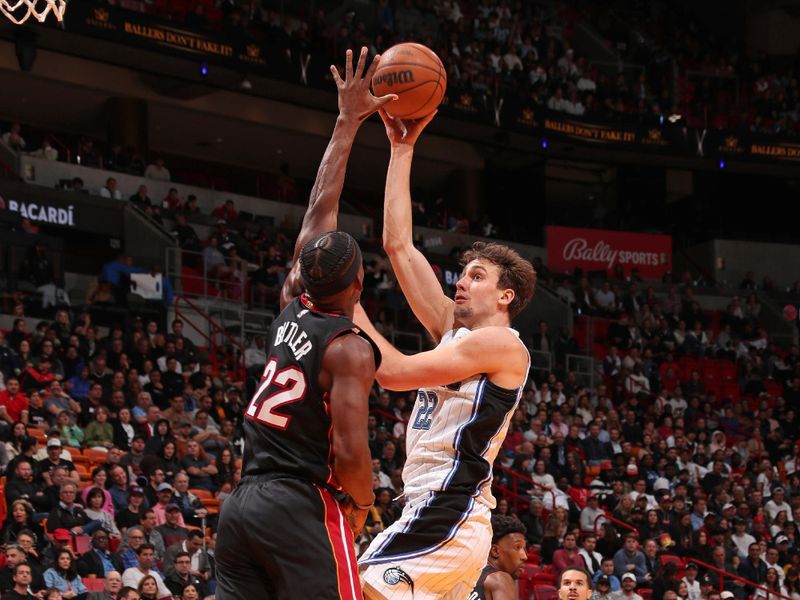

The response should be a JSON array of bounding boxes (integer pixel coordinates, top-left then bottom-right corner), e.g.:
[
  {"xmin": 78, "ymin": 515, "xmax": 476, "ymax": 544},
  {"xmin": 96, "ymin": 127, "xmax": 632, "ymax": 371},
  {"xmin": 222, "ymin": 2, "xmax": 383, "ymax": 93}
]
[{"xmin": 372, "ymin": 43, "xmax": 447, "ymax": 120}]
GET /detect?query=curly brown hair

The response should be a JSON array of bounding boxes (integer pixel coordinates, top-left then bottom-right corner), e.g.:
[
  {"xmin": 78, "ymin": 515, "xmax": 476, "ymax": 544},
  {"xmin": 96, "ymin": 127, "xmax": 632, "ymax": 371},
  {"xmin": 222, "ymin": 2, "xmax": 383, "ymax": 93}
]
[{"xmin": 460, "ymin": 241, "xmax": 537, "ymax": 319}]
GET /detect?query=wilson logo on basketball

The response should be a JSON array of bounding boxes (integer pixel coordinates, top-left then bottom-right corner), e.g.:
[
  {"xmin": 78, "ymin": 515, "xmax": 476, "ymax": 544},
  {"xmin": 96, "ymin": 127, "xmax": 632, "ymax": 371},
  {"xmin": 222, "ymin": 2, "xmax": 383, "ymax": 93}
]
[{"xmin": 373, "ymin": 70, "xmax": 415, "ymax": 87}]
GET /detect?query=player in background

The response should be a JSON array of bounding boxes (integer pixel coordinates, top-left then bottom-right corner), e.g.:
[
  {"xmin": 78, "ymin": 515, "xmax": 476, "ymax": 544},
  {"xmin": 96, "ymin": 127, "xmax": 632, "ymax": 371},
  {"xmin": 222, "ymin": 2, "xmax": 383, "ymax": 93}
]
[
  {"xmin": 355, "ymin": 110, "xmax": 537, "ymax": 599},
  {"xmin": 470, "ymin": 515, "xmax": 528, "ymax": 600},
  {"xmin": 215, "ymin": 47, "xmax": 396, "ymax": 600},
  {"xmin": 559, "ymin": 568, "xmax": 594, "ymax": 600}
]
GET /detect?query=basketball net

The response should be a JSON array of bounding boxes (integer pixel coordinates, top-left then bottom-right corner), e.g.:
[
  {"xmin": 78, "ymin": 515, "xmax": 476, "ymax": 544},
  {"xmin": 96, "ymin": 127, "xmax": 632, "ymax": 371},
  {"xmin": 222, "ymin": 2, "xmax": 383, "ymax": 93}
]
[{"xmin": 0, "ymin": 0, "xmax": 66, "ymax": 24}]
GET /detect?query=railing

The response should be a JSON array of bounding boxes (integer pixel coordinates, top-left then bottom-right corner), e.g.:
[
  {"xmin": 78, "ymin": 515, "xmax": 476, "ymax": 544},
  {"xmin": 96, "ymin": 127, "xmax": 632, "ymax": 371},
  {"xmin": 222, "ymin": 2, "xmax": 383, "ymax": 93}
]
[
  {"xmin": 173, "ymin": 295, "xmax": 246, "ymax": 379},
  {"xmin": 493, "ymin": 462, "xmax": 557, "ymax": 513},
  {"xmin": 594, "ymin": 510, "xmax": 638, "ymax": 537},
  {"xmin": 689, "ymin": 557, "xmax": 792, "ymax": 600},
  {"xmin": 530, "ymin": 349, "xmax": 553, "ymax": 375}
]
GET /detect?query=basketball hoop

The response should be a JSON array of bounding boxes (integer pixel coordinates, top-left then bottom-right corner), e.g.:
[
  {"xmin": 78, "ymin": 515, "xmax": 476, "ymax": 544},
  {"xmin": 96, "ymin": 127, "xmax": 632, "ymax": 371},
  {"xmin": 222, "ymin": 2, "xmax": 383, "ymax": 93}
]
[{"xmin": 1, "ymin": 0, "xmax": 66, "ymax": 24}]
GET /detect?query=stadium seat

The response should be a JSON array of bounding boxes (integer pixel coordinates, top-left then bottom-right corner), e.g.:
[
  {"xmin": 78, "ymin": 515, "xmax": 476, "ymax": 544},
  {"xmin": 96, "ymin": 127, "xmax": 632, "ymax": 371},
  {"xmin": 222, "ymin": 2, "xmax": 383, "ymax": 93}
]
[
  {"xmin": 27, "ymin": 428, "xmax": 46, "ymax": 443},
  {"xmin": 74, "ymin": 535, "xmax": 93, "ymax": 555},
  {"xmin": 64, "ymin": 446, "xmax": 83, "ymax": 460},
  {"xmin": 721, "ymin": 382, "xmax": 741, "ymax": 401},
  {"xmin": 764, "ymin": 380, "xmax": 783, "ymax": 397},
  {"xmin": 83, "ymin": 448, "xmax": 110, "ymax": 464},
  {"xmin": 720, "ymin": 362, "xmax": 737, "ymax": 382},
  {"xmin": 659, "ymin": 554, "xmax": 683, "ymax": 567},
  {"xmin": 190, "ymin": 489, "xmax": 213, "ymax": 500},
  {"xmin": 82, "ymin": 577, "xmax": 106, "ymax": 592},
  {"xmin": 640, "ymin": 588, "xmax": 653, "ymax": 600}
]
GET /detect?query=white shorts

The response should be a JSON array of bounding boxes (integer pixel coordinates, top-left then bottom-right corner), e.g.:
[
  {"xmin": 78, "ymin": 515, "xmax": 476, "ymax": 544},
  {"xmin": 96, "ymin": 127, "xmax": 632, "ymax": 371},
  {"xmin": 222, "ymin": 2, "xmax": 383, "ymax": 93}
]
[{"xmin": 359, "ymin": 493, "xmax": 492, "ymax": 600}]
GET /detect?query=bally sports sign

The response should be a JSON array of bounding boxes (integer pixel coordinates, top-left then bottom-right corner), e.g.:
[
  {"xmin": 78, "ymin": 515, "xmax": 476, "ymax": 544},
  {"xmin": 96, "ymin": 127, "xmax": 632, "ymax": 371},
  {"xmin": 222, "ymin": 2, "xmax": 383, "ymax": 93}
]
[{"xmin": 547, "ymin": 226, "xmax": 672, "ymax": 278}]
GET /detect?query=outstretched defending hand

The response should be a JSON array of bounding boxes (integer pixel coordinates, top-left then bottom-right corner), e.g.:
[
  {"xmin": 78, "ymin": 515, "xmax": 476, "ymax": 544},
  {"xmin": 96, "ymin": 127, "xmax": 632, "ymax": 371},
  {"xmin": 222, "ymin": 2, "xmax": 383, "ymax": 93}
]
[
  {"xmin": 331, "ymin": 47, "xmax": 398, "ymax": 123},
  {"xmin": 378, "ymin": 108, "xmax": 437, "ymax": 147}
]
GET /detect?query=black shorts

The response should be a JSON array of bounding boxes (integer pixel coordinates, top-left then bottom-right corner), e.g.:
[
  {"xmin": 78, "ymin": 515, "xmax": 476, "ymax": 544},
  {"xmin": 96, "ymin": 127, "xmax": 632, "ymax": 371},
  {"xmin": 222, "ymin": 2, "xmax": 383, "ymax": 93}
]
[{"xmin": 215, "ymin": 476, "xmax": 362, "ymax": 600}]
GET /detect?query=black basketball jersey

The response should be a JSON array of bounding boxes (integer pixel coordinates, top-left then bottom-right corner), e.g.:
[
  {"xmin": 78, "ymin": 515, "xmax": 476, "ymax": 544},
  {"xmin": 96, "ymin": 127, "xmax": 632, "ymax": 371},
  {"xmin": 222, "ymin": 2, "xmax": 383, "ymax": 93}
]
[
  {"xmin": 469, "ymin": 564, "xmax": 498, "ymax": 600},
  {"xmin": 242, "ymin": 294, "xmax": 380, "ymax": 489}
]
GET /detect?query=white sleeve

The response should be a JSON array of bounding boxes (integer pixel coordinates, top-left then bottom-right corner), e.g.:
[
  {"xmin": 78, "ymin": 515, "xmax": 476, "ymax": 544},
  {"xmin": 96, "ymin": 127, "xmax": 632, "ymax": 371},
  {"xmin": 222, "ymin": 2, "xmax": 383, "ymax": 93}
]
[{"xmin": 154, "ymin": 573, "xmax": 172, "ymax": 599}]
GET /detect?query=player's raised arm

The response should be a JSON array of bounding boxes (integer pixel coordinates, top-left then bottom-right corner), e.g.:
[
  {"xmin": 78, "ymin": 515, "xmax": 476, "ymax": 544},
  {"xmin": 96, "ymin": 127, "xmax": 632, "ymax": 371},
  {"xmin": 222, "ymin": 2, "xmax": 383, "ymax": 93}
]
[
  {"xmin": 353, "ymin": 304, "xmax": 527, "ymax": 391},
  {"xmin": 280, "ymin": 47, "xmax": 397, "ymax": 310},
  {"xmin": 378, "ymin": 109, "xmax": 454, "ymax": 342}
]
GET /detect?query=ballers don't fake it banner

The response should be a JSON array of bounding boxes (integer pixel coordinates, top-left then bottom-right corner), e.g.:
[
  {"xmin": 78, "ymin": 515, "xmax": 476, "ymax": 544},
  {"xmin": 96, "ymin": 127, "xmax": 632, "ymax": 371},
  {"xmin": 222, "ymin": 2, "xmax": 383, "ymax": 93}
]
[{"xmin": 546, "ymin": 226, "xmax": 672, "ymax": 279}]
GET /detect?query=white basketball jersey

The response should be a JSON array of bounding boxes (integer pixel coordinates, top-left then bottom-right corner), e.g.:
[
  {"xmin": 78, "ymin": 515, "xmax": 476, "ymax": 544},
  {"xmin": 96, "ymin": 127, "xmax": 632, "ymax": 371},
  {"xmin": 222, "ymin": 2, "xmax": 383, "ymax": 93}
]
[{"xmin": 401, "ymin": 327, "xmax": 529, "ymax": 508}]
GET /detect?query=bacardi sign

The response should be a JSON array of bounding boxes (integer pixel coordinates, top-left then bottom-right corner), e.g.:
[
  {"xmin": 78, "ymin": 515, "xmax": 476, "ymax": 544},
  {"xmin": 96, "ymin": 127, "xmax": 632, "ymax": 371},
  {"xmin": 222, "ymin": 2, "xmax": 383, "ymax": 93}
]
[{"xmin": 547, "ymin": 226, "xmax": 671, "ymax": 278}]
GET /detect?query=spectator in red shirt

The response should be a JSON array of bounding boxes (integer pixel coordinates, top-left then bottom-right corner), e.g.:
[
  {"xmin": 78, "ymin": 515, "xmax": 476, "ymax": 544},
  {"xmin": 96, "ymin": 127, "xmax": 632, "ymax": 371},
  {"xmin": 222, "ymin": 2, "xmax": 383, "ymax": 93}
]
[
  {"xmin": 553, "ymin": 532, "xmax": 586, "ymax": 572},
  {"xmin": 162, "ymin": 188, "xmax": 182, "ymax": 211},
  {"xmin": 0, "ymin": 377, "xmax": 29, "ymax": 424},
  {"xmin": 19, "ymin": 357, "xmax": 56, "ymax": 391},
  {"xmin": 212, "ymin": 199, "xmax": 237, "ymax": 222}
]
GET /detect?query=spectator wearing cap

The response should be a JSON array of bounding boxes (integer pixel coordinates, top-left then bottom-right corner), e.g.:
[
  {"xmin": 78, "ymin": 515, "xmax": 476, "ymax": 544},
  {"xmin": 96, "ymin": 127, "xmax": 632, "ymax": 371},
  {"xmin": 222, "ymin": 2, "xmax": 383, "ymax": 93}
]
[
  {"xmin": 36, "ymin": 438, "xmax": 79, "ymax": 486},
  {"xmin": 581, "ymin": 493, "xmax": 607, "ymax": 533},
  {"xmin": 592, "ymin": 575, "xmax": 615, "ymax": 600},
  {"xmin": 116, "ymin": 486, "xmax": 146, "ymax": 532},
  {"xmin": 613, "ymin": 573, "xmax": 643, "ymax": 600},
  {"xmin": 698, "ymin": 574, "xmax": 717, "ymax": 597},
  {"xmin": 152, "ymin": 483, "xmax": 184, "ymax": 527},
  {"xmin": 681, "ymin": 563, "xmax": 701, "ymax": 600},
  {"xmin": 732, "ymin": 518, "xmax": 756, "ymax": 559},
  {"xmin": 20, "ymin": 355, "xmax": 56, "ymax": 391},
  {"xmin": 766, "ymin": 487, "xmax": 794, "ymax": 523},
  {"xmin": 593, "ymin": 558, "xmax": 621, "ymax": 591},
  {"xmin": 120, "ymin": 435, "xmax": 146, "ymax": 479},
  {"xmin": 720, "ymin": 592, "xmax": 735, "ymax": 600},
  {"xmin": 613, "ymin": 534, "xmax": 649, "ymax": 584},
  {"xmin": 77, "ymin": 529, "xmax": 123, "ymax": 578},
  {"xmin": 738, "ymin": 542, "xmax": 768, "ymax": 597},
  {"xmin": 155, "ymin": 504, "xmax": 189, "ymax": 549}
]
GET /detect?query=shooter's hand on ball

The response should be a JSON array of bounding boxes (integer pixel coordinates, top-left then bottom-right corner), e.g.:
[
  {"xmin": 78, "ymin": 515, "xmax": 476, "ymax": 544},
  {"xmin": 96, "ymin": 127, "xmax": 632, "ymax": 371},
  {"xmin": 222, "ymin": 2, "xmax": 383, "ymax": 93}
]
[{"xmin": 379, "ymin": 108, "xmax": 437, "ymax": 147}]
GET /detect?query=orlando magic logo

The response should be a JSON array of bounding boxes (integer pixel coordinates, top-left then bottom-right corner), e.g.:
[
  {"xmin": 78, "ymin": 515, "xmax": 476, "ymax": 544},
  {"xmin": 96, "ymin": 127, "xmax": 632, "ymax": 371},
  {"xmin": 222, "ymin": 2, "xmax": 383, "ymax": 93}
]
[{"xmin": 383, "ymin": 567, "xmax": 414, "ymax": 590}]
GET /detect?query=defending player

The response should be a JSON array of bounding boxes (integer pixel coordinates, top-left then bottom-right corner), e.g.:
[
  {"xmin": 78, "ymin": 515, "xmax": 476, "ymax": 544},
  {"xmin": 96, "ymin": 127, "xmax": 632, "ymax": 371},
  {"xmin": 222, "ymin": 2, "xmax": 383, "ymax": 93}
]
[
  {"xmin": 215, "ymin": 47, "xmax": 395, "ymax": 600},
  {"xmin": 470, "ymin": 516, "xmax": 528, "ymax": 600},
  {"xmin": 355, "ymin": 110, "xmax": 537, "ymax": 599}
]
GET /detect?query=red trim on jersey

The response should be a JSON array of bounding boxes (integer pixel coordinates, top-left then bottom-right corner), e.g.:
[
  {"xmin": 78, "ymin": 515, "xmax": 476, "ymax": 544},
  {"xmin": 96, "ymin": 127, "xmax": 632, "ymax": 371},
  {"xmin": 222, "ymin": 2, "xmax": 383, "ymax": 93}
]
[
  {"xmin": 322, "ymin": 391, "xmax": 339, "ymax": 488},
  {"xmin": 300, "ymin": 293, "xmax": 349, "ymax": 318},
  {"xmin": 316, "ymin": 486, "xmax": 362, "ymax": 600}
]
